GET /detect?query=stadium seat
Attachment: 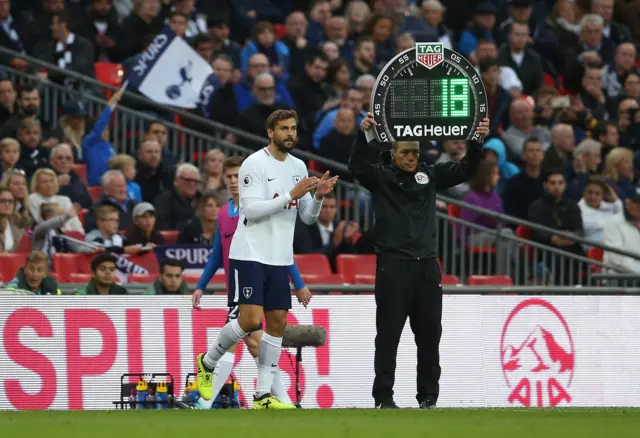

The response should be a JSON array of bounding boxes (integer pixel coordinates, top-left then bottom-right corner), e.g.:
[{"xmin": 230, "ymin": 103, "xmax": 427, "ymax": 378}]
[
  {"xmin": 14, "ymin": 233, "xmax": 31, "ymax": 253},
  {"xmin": 52, "ymin": 253, "xmax": 93, "ymax": 282},
  {"xmin": 353, "ymin": 273, "xmax": 375, "ymax": 284},
  {"xmin": 128, "ymin": 273, "xmax": 156, "ymax": 284},
  {"xmin": 442, "ymin": 274, "xmax": 462, "ymax": 285},
  {"xmin": 294, "ymin": 254, "xmax": 332, "ymax": 276},
  {"xmin": 129, "ymin": 252, "xmax": 159, "ymax": 274},
  {"xmin": 94, "ymin": 62, "xmax": 124, "ymax": 98},
  {"xmin": 183, "ymin": 273, "xmax": 201, "ymax": 284},
  {"xmin": 335, "ymin": 254, "xmax": 376, "ymax": 283},
  {"xmin": 160, "ymin": 230, "xmax": 180, "ymax": 245},
  {"xmin": 301, "ymin": 273, "xmax": 345, "ymax": 284},
  {"xmin": 466, "ymin": 275, "xmax": 513, "ymax": 286},
  {"xmin": 0, "ymin": 252, "xmax": 28, "ymax": 281},
  {"xmin": 87, "ymin": 186, "xmax": 102, "ymax": 202},
  {"xmin": 69, "ymin": 273, "xmax": 92, "ymax": 283},
  {"xmin": 73, "ymin": 163, "xmax": 88, "ymax": 185},
  {"xmin": 78, "ymin": 209, "xmax": 88, "ymax": 225}
]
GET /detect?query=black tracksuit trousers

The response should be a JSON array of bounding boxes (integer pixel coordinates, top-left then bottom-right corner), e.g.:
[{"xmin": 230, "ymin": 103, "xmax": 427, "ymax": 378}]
[{"xmin": 372, "ymin": 256, "xmax": 443, "ymax": 405}]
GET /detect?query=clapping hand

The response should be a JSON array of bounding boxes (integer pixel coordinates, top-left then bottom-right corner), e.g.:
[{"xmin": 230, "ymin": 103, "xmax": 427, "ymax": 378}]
[{"xmin": 315, "ymin": 171, "xmax": 339, "ymax": 199}]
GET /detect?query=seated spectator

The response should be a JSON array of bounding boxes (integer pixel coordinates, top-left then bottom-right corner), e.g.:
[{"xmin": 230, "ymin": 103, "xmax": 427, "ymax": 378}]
[
  {"xmin": 366, "ymin": 12, "xmax": 396, "ymax": 67},
  {"xmin": 603, "ymin": 147, "xmax": 634, "ymax": 199},
  {"xmin": 171, "ymin": 0, "xmax": 207, "ymax": 39},
  {"xmin": 84, "ymin": 170, "xmax": 137, "ymax": 232},
  {"xmin": 621, "ymin": 71, "xmax": 640, "ymax": 101},
  {"xmin": 313, "ymin": 87, "xmax": 365, "ymax": 149},
  {"xmin": 280, "ymin": 11, "xmax": 309, "ymax": 77},
  {"xmin": 154, "ymin": 164, "xmax": 200, "ymax": 230},
  {"xmin": 475, "ymin": 39, "xmax": 523, "ymax": 98},
  {"xmin": 208, "ymin": 17, "xmax": 242, "ymax": 78},
  {"xmin": 16, "ymin": 119, "xmax": 50, "ymax": 179},
  {"xmin": 194, "ymin": 54, "xmax": 238, "ymax": 127},
  {"xmin": 498, "ymin": 22, "xmax": 544, "ymax": 96},
  {"xmin": 354, "ymin": 73, "xmax": 375, "ymax": 112},
  {"xmin": 0, "ymin": 79, "xmax": 17, "ymax": 127},
  {"xmin": 351, "ymin": 36, "xmax": 379, "ymax": 78},
  {"xmin": 345, "ymin": 0, "xmax": 371, "ymax": 41},
  {"xmin": 542, "ymin": 123, "xmax": 575, "ymax": 173},
  {"xmin": 0, "ymin": 1, "xmax": 29, "ymax": 71},
  {"xmin": 0, "ymin": 137, "xmax": 21, "ymax": 177},
  {"xmin": 596, "ymin": 121, "xmax": 619, "ymax": 166},
  {"xmin": 504, "ymin": 100, "xmax": 553, "ymax": 160},
  {"xmin": 579, "ymin": 66, "xmax": 608, "ymax": 120},
  {"xmin": 293, "ymin": 193, "xmax": 358, "ymax": 268},
  {"xmin": 178, "ymin": 190, "xmax": 219, "ymax": 245},
  {"xmin": 77, "ymin": 252, "xmax": 128, "ymax": 295},
  {"xmin": 200, "ymin": 149, "xmax": 226, "ymax": 198},
  {"xmin": 85, "ymin": 205, "xmax": 124, "ymax": 253},
  {"xmin": 27, "ymin": 168, "xmax": 84, "ymax": 233},
  {"xmin": 394, "ymin": 32, "xmax": 415, "ymax": 55},
  {"xmin": 483, "ymin": 138, "xmax": 520, "ymax": 194},
  {"xmin": 238, "ymin": 72, "xmax": 293, "ymax": 138},
  {"xmin": 144, "ymin": 120, "xmax": 178, "ymax": 175},
  {"xmin": 192, "ymin": 32, "xmax": 215, "ymax": 63},
  {"xmin": 135, "ymin": 139, "xmax": 173, "ymax": 203},
  {"xmin": 617, "ymin": 97, "xmax": 640, "ymax": 150},
  {"xmin": 324, "ymin": 16, "xmax": 354, "ymax": 63},
  {"xmin": 479, "ymin": 58, "xmax": 512, "ymax": 134},
  {"xmin": 49, "ymin": 144, "xmax": 92, "ymax": 209},
  {"xmin": 326, "ymin": 59, "xmax": 352, "ymax": 99},
  {"xmin": 287, "ymin": 51, "xmax": 332, "ymax": 133},
  {"xmin": 74, "ymin": 0, "xmax": 120, "ymax": 62},
  {"xmin": 318, "ymin": 109, "xmax": 357, "ymax": 171},
  {"xmin": 235, "ymin": 53, "xmax": 294, "ymax": 113},
  {"xmin": 240, "ymin": 21, "xmax": 290, "ymax": 83},
  {"xmin": 167, "ymin": 10, "xmax": 188, "ymax": 39},
  {"xmin": 0, "ymin": 169, "xmax": 31, "ymax": 229},
  {"xmin": 320, "ymin": 41, "xmax": 341, "ymax": 63},
  {"xmin": 81, "ymin": 89, "xmax": 123, "ymax": 186},
  {"xmin": 124, "ymin": 202, "xmax": 164, "ymax": 253},
  {"xmin": 32, "ymin": 203, "xmax": 90, "ymax": 256},
  {"xmin": 566, "ymin": 139, "xmax": 602, "ymax": 201},
  {"xmin": 534, "ymin": 0, "xmax": 579, "ymax": 78},
  {"xmin": 422, "ymin": 0, "xmax": 455, "ymax": 51},
  {"xmin": 146, "ymin": 259, "xmax": 189, "ymax": 295},
  {"xmin": 0, "ymin": 85, "xmax": 53, "ymax": 141},
  {"xmin": 603, "ymin": 187, "xmax": 640, "ymax": 273},
  {"xmin": 0, "ymin": 187, "xmax": 23, "ymax": 252},
  {"xmin": 503, "ymin": 138, "xmax": 545, "ymax": 220},
  {"xmin": 579, "ymin": 177, "xmax": 622, "ymax": 245},
  {"xmin": 6, "ymin": 251, "xmax": 60, "ymax": 295},
  {"xmin": 458, "ymin": 2, "xmax": 497, "ymax": 63},
  {"xmin": 435, "ymin": 140, "xmax": 470, "ymax": 200},
  {"xmin": 108, "ymin": 154, "xmax": 142, "ymax": 202}
]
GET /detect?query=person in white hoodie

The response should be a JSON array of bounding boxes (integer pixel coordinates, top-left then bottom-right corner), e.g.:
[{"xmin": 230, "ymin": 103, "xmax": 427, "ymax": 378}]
[
  {"xmin": 603, "ymin": 186, "xmax": 640, "ymax": 273},
  {"xmin": 578, "ymin": 177, "xmax": 623, "ymax": 246}
]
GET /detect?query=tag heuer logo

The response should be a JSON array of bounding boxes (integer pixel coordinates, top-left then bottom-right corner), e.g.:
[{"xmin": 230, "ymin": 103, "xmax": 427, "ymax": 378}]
[{"xmin": 416, "ymin": 43, "xmax": 444, "ymax": 69}]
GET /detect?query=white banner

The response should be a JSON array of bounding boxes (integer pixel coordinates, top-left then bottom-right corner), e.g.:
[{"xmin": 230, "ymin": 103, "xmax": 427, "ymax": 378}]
[{"xmin": 1, "ymin": 295, "xmax": 639, "ymax": 410}]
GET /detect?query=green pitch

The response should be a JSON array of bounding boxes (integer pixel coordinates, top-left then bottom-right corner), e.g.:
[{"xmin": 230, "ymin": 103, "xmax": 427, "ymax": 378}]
[{"xmin": 1, "ymin": 408, "xmax": 639, "ymax": 438}]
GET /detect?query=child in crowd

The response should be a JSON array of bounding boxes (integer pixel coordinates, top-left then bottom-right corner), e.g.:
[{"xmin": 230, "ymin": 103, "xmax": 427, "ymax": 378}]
[
  {"xmin": 85, "ymin": 205, "xmax": 125, "ymax": 253},
  {"xmin": 32, "ymin": 203, "xmax": 92, "ymax": 257},
  {"xmin": 108, "ymin": 154, "xmax": 142, "ymax": 202},
  {"xmin": 7, "ymin": 250, "xmax": 60, "ymax": 295},
  {"xmin": 0, "ymin": 138, "xmax": 20, "ymax": 176}
]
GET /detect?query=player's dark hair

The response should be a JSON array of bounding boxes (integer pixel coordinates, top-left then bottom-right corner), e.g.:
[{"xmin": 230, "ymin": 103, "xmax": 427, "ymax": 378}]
[
  {"xmin": 265, "ymin": 109, "xmax": 299, "ymax": 131},
  {"xmin": 355, "ymin": 35, "xmax": 375, "ymax": 51},
  {"xmin": 223, "ymin": 155, "xmax": 244, "ymax": 172},
  {"xmin": 542, "ymin": 168, "xmax": 566, "ymax": 183},
  {"xmin": 91, "ymin": 252, "xmax": 117, "ymax": 272},
  {"xmin": 161, "ymin": 258, "xmax": 184, "ymax": 273},
  {"xmin": 305, "ymin": 50, "xmax": 329, "ymax": 66},
  {"xmin": 479, "ymin": 57, "xmax": 500, "ymax": 73},
  {"xmin": 470, "ymin": 159, "xmax": 498, "ymax": 192}
]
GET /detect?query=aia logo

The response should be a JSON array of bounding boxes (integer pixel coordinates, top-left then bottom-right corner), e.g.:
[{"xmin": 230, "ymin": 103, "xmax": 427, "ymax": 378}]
[
  {"xmin": 273, "ymin": 193, "xmax": 298, "ymax": 210},
  {"xmin": 500, "ymin": 299, "xmax": 575, "ymax": 407}
]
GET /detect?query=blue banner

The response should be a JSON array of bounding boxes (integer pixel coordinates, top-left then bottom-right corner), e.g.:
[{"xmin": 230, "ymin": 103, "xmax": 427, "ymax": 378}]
[{"xmin": 154, "ymin": 245, "xmax": 212, "ymax": 270}]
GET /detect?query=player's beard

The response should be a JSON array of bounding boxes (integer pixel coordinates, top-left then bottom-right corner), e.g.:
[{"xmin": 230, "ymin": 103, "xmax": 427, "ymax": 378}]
[{"xmin": 274, "ymin": 136, "xmax": 297, "ymax": 153}]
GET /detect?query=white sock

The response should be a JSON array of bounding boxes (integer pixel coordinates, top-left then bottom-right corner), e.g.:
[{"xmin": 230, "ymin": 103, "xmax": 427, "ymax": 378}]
[
  {"xmin": 211, "ymin": 352, "xmax": 235, "ymax": 401},
  {"xmin": 203, "ymin": 319, "xmax": 246, "ymax": 370},
  {"xmin": 255, "ymin": 333, "xmax": 282, "ymax": 397},
  {"xmin": 254, "ymin": 357, "xmax": 291, "ymax": 404}
]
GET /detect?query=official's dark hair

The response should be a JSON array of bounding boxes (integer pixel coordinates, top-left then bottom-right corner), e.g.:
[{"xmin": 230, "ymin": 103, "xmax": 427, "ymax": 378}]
[
  {"xmin": 265, "ymin": 109, "xmax": 299, "ymax": 131},
  {"xmin": 470, "ymin": 159, "xmax": 498, "ymax": 192},
  {"xmin": 223, "ymin": 155, "xmax": 244, "ymax": 172},
  {"xmin": 543, "ymin": 168, "xmax": 566, "ymax": 182},
  {"xmin": 91, "ymin": 252, "xmax": 117, "ymax": 272},
  {"xmin": 479, "ymin": 57, "xmax": 500, "ymax": 74},
  {"xmin": 305, "ymin": 49, "xmax": 329, "ymax": 66},
  {"xmin": 161, "ymin": 258, "xmax": 184, "ymax": 273}
]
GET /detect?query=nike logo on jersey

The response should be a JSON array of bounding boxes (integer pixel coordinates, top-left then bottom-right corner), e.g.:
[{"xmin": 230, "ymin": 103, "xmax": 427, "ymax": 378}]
[{"xmin": 268, "ymin": 177, "xmax": 275, "ymax": 181}]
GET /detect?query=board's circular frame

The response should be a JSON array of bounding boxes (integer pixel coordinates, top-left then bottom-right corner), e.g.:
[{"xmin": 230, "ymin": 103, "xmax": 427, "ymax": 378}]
[{"xmin": 369, "ymin": 47, "xmax": 488, "ymax": 143}]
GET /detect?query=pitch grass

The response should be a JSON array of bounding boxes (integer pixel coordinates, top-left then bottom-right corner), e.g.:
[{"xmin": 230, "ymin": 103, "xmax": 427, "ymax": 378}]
[{"xmin": 1, "ymin": 408, "xmax": 639, "ymax": 438}]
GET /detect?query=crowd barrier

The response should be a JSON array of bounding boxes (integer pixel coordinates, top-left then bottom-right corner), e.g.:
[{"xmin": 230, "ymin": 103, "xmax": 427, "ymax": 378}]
[{"xmin": 1, "ymin": 294, "xmax": 639, "ymax": 410}]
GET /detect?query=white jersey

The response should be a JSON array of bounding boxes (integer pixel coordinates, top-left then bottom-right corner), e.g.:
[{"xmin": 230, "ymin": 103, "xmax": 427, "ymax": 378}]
[{"xmin": 229, "ymin": 147, "xmax": 323, "ymax": 266}]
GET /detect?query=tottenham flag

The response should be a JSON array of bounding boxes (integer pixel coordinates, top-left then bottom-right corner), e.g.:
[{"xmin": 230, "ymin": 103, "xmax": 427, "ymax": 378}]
[{"xmin": 126, "ymin": 26, "xmax": 213, "ymax": 108}]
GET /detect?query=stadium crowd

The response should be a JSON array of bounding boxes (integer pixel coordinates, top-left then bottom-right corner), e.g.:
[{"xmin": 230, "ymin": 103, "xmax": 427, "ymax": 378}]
[{"xmin": 0, "ymin": 0, "xmax": 639, "ymax": 293}]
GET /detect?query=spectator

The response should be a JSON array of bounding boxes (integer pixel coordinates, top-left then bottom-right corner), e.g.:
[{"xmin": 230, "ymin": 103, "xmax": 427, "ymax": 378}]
[
  {"xmin": 351, "ymin": 36, "xmax": 379, "ymax": 78},
  {"xmin": 32, "ymin": 203, "xmax": 89, "ymax": 256},
  {"xmin": 0, "ymin": 0, "xmax": 29, "ymax": 71},
  {"xmin": 435, "ymin": 140, "xmax": 470, "ymax": 200},
  {"xmin": 458, "ymin": 2, "xmax": 497, "ymax": 63},
  {"xmin": 85, "ymin": 204, "xmax": 124, "ymax": 253},
  {"xmin": 33, "ymin": 12, "xmax": 96, "ymax": 82},
  {"xmin": 479, "ymin": 57, "xmax": 512, "ymax": 133},
  {"xmin": 124, "ymin": 202, "xmax": 164, "ymax": 253},
  {"xmin": 146, "ymin": 259, "xmax": 189, "ymax": 295},
  {"xmin": 579, "ymin": 177, "xmax": 622, "ymax": 245},
  {"xmin": 354, "ymin": 73, "xmax": 375, "ymax": 112},
  {"xmin": 498, "ymin": 22, "xmax": 544, "ymax": 96},
  {"xmin": 167, "ymin": 10, "xmax": 188, "ymax": 39},
  {"xmin": 154, "ymin": 163, "xmax": 200, "ymax": 231},
  {"xmin": 528, "ymin": 169, "xmax": 586, "ymax": 284},
  {"xmin": 324, "ymin": 16, "xmax": 353, "ymax": 62},
  {"xmin": 320, "ymin": 40, "xmax": 341, "ymax": 62},
  {"xmin": 602, "ymin": 43, "xmax": 637, "ymax": 104},
  {"xmin": 422, "ymin": 0, "xmax": 455, "ymax": 51},
  {"xmin": 475, "ymin": 39, "xmax": 523, "ymax": 97},
  {"xmin": 535, "ymin": 0, "xmax": 580, "ymax": 78},
  {"xmin": 191, "ymin": 33, "xmax": 214, "ymax": 63},
  {"xmin": 483, "ymin": 138, "xmax": 520, "ymax": 193},
  {"xmin": 502, "ymin": 100, "xmax": 552, "ymax": 158},
  {"xmin": 595, "ymin": 120, "xmax": 619, "ymax": 166},
  {"xmin": 617, "ymin": 97, "xmax": 640, "ymax": 150},
  {"xmin": 616, "ymin": 0, "xmax": 640, "ymax": 44},
  {"xmin": 503, "ymin": 137, "xmax": 545, "ymax": 220},
  {"xmin": 112, "ymin": 0, "xmax": 165, "ymax": 62},
  {"xmin": 177, "ymin": 190, "xmax": 219, "ymax": 245},
  {"xmin": 287, "ymin": 51, "xmax": 331, "ymax": 133},
  {"xmin": 590, "ymin": 0, "xmax": 631, "ymax": 46},
  {"xmin": 313, "ymin": 87, "xmax": 365, "ymax": 149},
  {"xmin": 621, "ymin": 71, "xmax": 640, "ymax": 101},
  {"xmin": 195, "ymin": 54, "xmax": 238, "ymax": 126},
  {"xmin": 326, "ymin": 59, "xmax": 352, "ymax": 98},
  {"xmin": 0, "ymin": 187, "xmax": 23, "ymax": 252},
  {"xmin": 200, "ymin": 149, "xmax": 226, "ymax": 196},
  {"xmin": 495, "ymin": 0, "xmax": 538, "ymax": 46},
  {"xmin": 542, "ymin": 123, "xmax": 575, "ymax": 173},
  {"xmin": 144, "ymin": 120, "xmax": 178, "ymax": 175},
  {"xmin": 394, "ymin": 32, "xmax": 414, "ymax": 54},
  {"xmin": 49, "ymin": 144, "xmax": 92, "ymax": 209},
  {"xmin": 293, "ymin": 192, "xmax": 358, "ymax": 268},
  {"xmin": 345, "ymin": 0, "xmax": 370, "ymax": 41},
  {"xmin": 603, "ymin": 147, "xmax": 634, "ymax": 199},
  {"xmin": 240, "ymin": 21, "xmax": 290, "ymax": 83},
  {"xmin": 235, "ymin": 53, "xmax": 294, "ymax": 113},
  {"xmin": 85, "ymin": 170, "xmax": 137, "ymax": 232},
  {"xmin": 6, "ymin": 251, "xmax": 60, "ymax": 295},
  {"xmin": 365, "ymin": 13, "xmax": 396, "ymax": 67},
  {"xmin": 0, "ymin": 137, "xmax": 21, "ymax": 177},
  {"xmin": 75, "ymin": 0, "xmax": 120, "ymax": 62},
  {"xmin": 238, "ymin": 72, "xmax": 293, "ymax": 138},
  {"xmin": 0, "ymin": 79, "xmax": 17, "ymax": 127},
  {"xmin": 135, "ymin": 139, "xmax": 173, "ymax": 203},
  {"xmin": 77, "ymin": 252, "xmax": 128, "ymax": 295},
  {"xmin": 108, "ymin": 154, "xmax": 142, "ymax": 202},
  {"xmin": 0, "ymin": 85, "xmax": 52, "ymax": 141},
  {"xmin": 21, "ymin": 0, "xmax": 66, "ymax": 52},
  {"xmin": 566, "ymin": 139, "xmax": 603, "ymax": 200},
  {"xmin": 27, "ymin": 168, "xmax": 84, "ymax": 233},
  {"xmin": 380, "ymin": 0, "xmax": 437, "ymax": 41},
  {"xmin": 533, "ymin": 86, "xmax": 561, "ymax": 128},
  {"xmin": 318, "ymin": 108, "xmax": 357, "ymax": 170},
  {"xmin": 280, "ymin": 11, "xmax": 309, "ymax": 77},
  {"xmin": 207, "ymin": 17, "xmax": 242, "ymax": 73},
  {"xmin": 0, "ymin": 169, "xmax": 30, "ymax": 229},
  {"xmin": 603, "ymin": 186, "xmax": 640, "ymax": 273},
  {"xmin": 306, "ymin": 0, "xmax": 332, "ymax": 47},
  {"xmin": 579, "ymin": 66, "xmax": 608, "ymax": 120},
  {"xmin": 171, "ymin": 0, "xmax": 206, "ymax": 38}
]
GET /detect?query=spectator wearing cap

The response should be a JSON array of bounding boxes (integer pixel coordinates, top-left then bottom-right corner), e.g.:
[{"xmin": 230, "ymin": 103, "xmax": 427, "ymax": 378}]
[
  {"xmin": 238, "ymin": 72, "xmax": 293, "ymax": 139},
  {"xmin": 16, "ymin": 119, "xmax": 50, "ymax": 179},
  {"xmin": 124, "ymin": 202, "xmax": 164, "ymax": 253},
  {"xmin": 0, "ymin": 79, "xmax": 16, "ymax": 128},
  {"xmin": 603, "ymin": 186, "xmax": 640, "ymax": 274},
  {"xmin": 111, "ymin": 0, "xmax": 166, "ymax": 62},
  {"xmin": 495, "ymin": 0, "xmax": 540, "ymax": 47},
  {"xmin": 502, "ymin": 100, "xmax": 552, "ymax": 158},
  {"xmin": 208, "ymin": 17, "xmax": 242, "ymax": 72},
  {"xmin": 281, "ymin": 12, "xmax": 310, "ymax": 77},
  {"xmin": 458, "ymin": 2, "xmax": 497, "ymax": 64},
  {"xmin": 154, "ymin": 163, "xmax": 200, "ymax": 231},
  {"xmin": 0, "ymin": 85, "xmax": 53, "ymax": 142},
  {"xmin": 57, "ymin": 100, "xmax": 89, "ymax": 162},
  {"xmin": 146, "ymin": 259, "xmax": 189, "ymax": 295},
  {"xmin": 74, "ymin": 0, "xmax": 120, "ymax": 62},
  {"xmin": 84, "ymin": 170, "xmax": 137, "ymax": 233},
  {"xmin": 234, "ymin": 53, "xmax": 295, "ymax": 113},
  {"xmin": 108, "ymin": 154, "xmax": 142, "ymax": 202},
  {"xmin": 241, "ymin": 21, "xmax": 290, "ymax": 83},
  {"xmin": 177, "ymin": 190, "xmax": 219, "ymax": 246},
  {"xmin": 0, "ymin": 0, "xmax": 29, "ymax": 71},
  {"xmin": 49, "ymin": 143, "xmax": 92, "ymax": 209},
  {"xmin": 7, "ymin": 251, "xmax": 60, "ymax": 295},
  {"xmin": 498, "ymin": 22, "xmax": 544, "ymax": 96},
  {"xmin": 77, "ymin": 252, "xmax": 128, "ymax": 295}
]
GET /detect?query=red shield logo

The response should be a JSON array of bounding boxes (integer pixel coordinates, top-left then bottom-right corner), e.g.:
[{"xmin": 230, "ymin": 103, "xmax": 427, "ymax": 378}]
[
  {"xmin": 500, "ymin": 299, "xmax": 575, "ymax": 407},
  {"xmin": 417, "ymin": 53, "xmax": 443, "ymax": 70}
]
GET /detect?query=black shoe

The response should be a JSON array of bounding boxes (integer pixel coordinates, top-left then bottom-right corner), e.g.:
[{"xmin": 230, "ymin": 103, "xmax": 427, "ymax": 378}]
[
  {"xmin": 295, "ymin": 403, "xmax": 303, "ymax": 409},
  {"xmin": 419, "ymin": 397, "xmax": 437, "ymax": 409},
  {"xmin": 376, "ymin": 400, "xmax": 399, "ymax": 409}
]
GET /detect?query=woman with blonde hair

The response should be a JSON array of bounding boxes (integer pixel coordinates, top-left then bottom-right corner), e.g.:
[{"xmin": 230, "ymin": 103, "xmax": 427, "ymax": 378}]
[
  {"xmin": 0, "ymin": 169, "xmax": 31, "ymax": 229},
  {"xmin": 603, "ymin": 147, "xmax": 634, "ymax": 198},
  {"xmin": 0, "ymin": 138, "xmax": 21, "ymax": 176},
  {"xmin": 345, "ymin": 1, "xmax": 371, "ymax": 40},
  {"xmin": 26, "ymin": 168, "xmax": 84, "ymax": 233}
]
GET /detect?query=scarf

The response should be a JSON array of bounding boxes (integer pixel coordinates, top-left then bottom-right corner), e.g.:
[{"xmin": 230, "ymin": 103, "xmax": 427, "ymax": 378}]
[
  {"xmin": 55, "ymin": 32, "xmax": 76, "ymax": 69},
  {"xmin": 556, "ymin": 18, "xmax": 581, "ymax": 35},
  {"xmin": 1, "ymin": 15, "xmax": 25, "ymax": 54}
]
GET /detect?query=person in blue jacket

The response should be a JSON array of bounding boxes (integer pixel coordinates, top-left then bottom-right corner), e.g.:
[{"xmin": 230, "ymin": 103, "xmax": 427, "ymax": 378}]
[
  {"xmin": 240, "ymin": 21, "xmax": 290, "ymax": 83},
  {"xmin": 234, "ymin": 53, "xmax": 294, "ymax": 113},
  {"xmin": 483, "ymin": 137, "xmax": 521, "ymax": 194}
]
